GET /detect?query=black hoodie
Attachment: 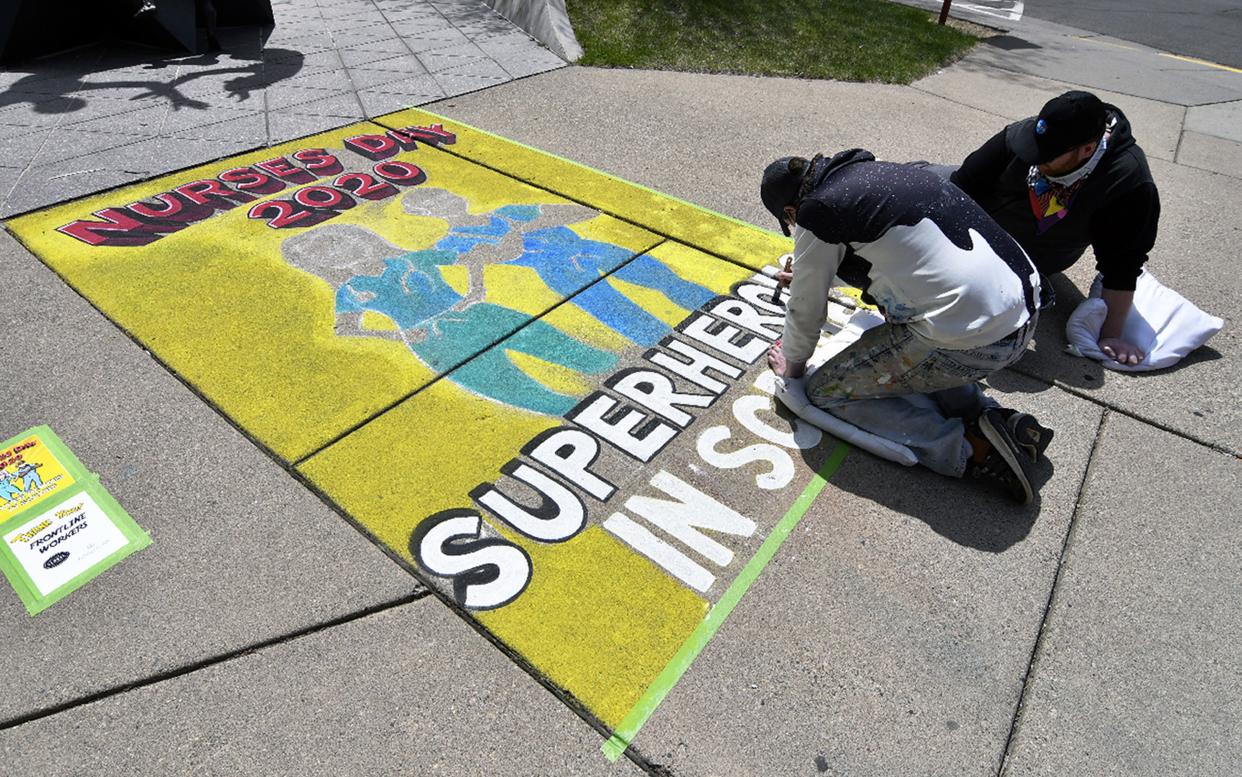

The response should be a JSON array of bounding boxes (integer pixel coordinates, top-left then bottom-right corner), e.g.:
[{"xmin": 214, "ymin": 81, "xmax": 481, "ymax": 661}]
[{"xmin": 950, "ymin": 106, "xmax": 1159, "ymax": 291}]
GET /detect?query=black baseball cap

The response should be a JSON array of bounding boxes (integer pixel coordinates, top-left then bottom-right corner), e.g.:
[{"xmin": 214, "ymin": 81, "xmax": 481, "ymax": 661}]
[
  {"xmin": 761, "ymin": 156, "xmax": 810, "ymax": 236},
  {"xmin": 1009, "ymin": 91, "xmax": 1107, "ymax": 164}
]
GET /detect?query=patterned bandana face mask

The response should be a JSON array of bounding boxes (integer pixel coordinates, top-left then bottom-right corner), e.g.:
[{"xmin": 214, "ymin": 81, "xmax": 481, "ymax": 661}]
[{"xmin": 1027, "ymin": 117, "xmax": 1115, "ymax": 235}]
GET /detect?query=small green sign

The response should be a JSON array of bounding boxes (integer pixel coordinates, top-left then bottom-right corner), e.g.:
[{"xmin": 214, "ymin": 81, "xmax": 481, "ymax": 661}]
[{"xmin": 0, "ymin": 426, "xmax": 150, "ymax": 615}]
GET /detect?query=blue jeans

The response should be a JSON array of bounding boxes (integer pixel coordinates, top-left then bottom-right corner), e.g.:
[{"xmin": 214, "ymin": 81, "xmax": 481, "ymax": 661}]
[{"xmin": 805, "ymin": 317, "xmax": 1036, "ymax": 477}]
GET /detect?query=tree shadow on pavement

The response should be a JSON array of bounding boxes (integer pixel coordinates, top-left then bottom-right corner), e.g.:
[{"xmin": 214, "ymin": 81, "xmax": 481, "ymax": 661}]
[{"xmin": 0, "ymin": 44, "xmax": 302, "ymax": 114}]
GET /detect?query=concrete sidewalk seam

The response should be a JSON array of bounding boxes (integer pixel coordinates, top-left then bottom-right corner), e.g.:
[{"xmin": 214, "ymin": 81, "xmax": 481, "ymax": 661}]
[
  {"xmin": 909, "ymin": 84, "xmax": 1016, "ymax": 125},
  {"xmin": 995, "ymin": 408, "xmax": 1111, "ymax": 777},
  {"xmin": 1011, "ymin": 365, "xmax": 1242, "ymax": 459},
  {"xmin": 973, "ymin": 60, "xmax": 1201, "ymax": 111},
  {"xmin": 1173, "ymin": 105, "xmax": 1189, "ymax": 164},
  {"xmin": 407, "ymin": 567, "xmax": 682, "ymax": 777},
  {"xmin": 291, "ymin": 237, "xmax": 671, "ymax": 466},
  {"xmin": 0, "ymin": 590, "xmax": 428, "ymax": 732},
  {"xmin": 2, "ymin": 215, "xmax": 440, "ymax": 593}
]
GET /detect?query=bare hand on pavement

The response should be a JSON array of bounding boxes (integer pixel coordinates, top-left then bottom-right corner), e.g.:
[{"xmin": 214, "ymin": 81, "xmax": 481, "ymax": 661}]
[
  {"xmin": 767, "ymin": 341, "xmax": 805, "ymax": 378},
  {"xmin": 1099, "ymin": 337, "xmax": 1145, "ymax": 365}
]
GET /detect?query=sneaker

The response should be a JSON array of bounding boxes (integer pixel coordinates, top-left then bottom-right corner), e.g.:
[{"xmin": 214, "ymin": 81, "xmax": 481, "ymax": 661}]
[
  {"xmin": 999, "ymin": 409, "xmax": 1054, "ymax": 463},
  {"xmin": 968, "ymin": 409, "xmax": 1036, "ymax": 504}
]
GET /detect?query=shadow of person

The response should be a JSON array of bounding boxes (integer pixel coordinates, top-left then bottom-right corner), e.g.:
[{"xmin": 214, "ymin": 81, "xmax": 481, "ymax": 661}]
[
  {"xmin": 784, "ymin": 404, "xmax": 1047, "ymax": 553},
  {"xmin": 0, "ymin": 88, "xmax": 88, "ymax": 114}
]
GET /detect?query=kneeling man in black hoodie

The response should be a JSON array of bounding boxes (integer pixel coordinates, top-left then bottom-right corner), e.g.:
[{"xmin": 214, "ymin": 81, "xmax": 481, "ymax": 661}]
[{"xmin": 950, "ymin": 91, "xmax": 1160, "ymax": 366}]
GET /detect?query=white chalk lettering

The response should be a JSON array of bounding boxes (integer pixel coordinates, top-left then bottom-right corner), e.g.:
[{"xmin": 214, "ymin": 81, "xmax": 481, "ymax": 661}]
[
  {"xmin": 621, "ymin": 470, "xmax": 755, "ymax": 568},
  {"xmin": 733, "ymin": 394, "xmax": 823, "ymax": 449},
  {"xmin": 569, "ymin": 393, "xmax": 678, "ymax": 462},
  {"xmin": 522, "ymin": 428, "xmax": 615, "ymax": 501},
  {"xmin": 646, "ymin": 338, "xmax": 741, "ymax": 395},
  {"xmin": 734, "ymin": 282, "xmax": 785, "ymax": 315},
  {"xmin": 411, "ymin": 510, "xmax": 531, "ymax": 610},
  {"xmin": 607, "ymin": 369, "xmax": 713, "ymax": 428},
  {"xmin": 602, "ymin": 513, "xmax": 715, "ymax": 592},
  {"xmin": 695, "ymin": 425, "xmax": 795, "ymax": 490},
  {"xmin": 471, "ymin": 463, "xmax": 586, "ymax": 542},
  {"xmin": 680, "ymin": 314, "xmax": 768, "ymax": 364},
  {"xmin": 707, "ymin": 298, "xmax": 784, "ymax": 339}
]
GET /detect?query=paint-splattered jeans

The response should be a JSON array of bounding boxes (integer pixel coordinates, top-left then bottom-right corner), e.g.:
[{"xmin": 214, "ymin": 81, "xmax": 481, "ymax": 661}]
[{"xmin": 805, "ymin": 317, "xmax": 1037, "ymax": 477}]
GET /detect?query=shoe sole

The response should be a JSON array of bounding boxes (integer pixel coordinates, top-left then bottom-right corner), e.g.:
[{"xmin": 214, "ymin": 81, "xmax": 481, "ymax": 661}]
[{"xmin": 981, "ymin": 411, "xmax": 1035, "ymax": 505}]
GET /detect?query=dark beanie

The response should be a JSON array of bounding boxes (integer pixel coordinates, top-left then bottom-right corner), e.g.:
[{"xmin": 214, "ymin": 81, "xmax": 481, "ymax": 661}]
[{"xmin": 761, "ymin": 156, "xmax": 810, "ymax": 236}]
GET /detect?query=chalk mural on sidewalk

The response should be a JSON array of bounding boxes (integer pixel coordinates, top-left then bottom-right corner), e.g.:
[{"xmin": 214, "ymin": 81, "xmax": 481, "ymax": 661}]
[
  {"xmin": 9, "ymin": 112, "xmax": 833, "ymax": 742},
  {"xmin": 282, "ymin": 190, "xmax": 718, "ymax": 416}
]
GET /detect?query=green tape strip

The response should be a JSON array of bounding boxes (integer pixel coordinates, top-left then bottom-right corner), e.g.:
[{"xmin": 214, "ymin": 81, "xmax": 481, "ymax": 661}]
[{"xmin": 601, "ymin": 441, "xmax": 851, "ymax": 762}]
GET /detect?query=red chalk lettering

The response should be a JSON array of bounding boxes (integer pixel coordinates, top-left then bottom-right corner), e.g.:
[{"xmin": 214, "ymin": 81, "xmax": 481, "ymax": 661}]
[
  {"xmin": 254, "ymin": 157, "xmax": 315, "ymax": 184},
  {"xmin": 174, "ymin": 179, "xmax": 255, "ymax": 211},
  {"xmin": 333, "ymin": 172, "xmax": 398, "ymax": 201},
  {"xmin": 344, "ymin": 134, "xmax": 398, "ymax": 161},
  {"xmin": 385, "ymin": 128, "xmax": 419, "ymax": 150},
  {"xmin": 292, "ymin": 148, "xmax": 343, "ymax": 176},
  {"xmin": 292, "ymin": 185, "xmax": 355, "ymax": 211},
  {"xmin": 247, "ymin": 199, "xmax": 336, "ymax": 229},
  {"xmin": 398, "ymin": 123, "xmax": 457, "ymax": 146},
  {"xmin": 219, "ymin": 166, "xmax": 285, "ymax": 195},
  {"xmin": 127, "ymin": 192, "xmax": 214, "ymax": 225},
  {"xmin": 56, "ymin": 208, "xmax": 172, "ymax": 247},
  {"xmin": 373, "ymin": 160, "xmax": 426, "ymax": 186}
]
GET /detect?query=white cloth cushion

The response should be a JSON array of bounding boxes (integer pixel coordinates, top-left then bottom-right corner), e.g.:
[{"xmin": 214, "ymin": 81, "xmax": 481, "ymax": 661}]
[
  {"xmin": 774, "ymin": 308, "xmax": 920, "ymax": 466},
  {"xmin": 1065, "ymin": 269, "xmax": 1224, "ymax": 372}
]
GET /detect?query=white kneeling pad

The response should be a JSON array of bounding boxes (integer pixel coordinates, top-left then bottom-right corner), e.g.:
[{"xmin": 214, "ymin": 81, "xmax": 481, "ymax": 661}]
[
  {"xmin": 773, "ymin": 309, "xmax": 920, "ymax": 466},
  {"xmin": 1065, "ymin": 269, "xmax": 1225, "ymax": 372}
]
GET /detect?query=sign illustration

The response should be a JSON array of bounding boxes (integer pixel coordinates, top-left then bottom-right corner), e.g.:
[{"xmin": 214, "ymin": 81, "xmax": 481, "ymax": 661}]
[{"xmin": 0, "ymin": 427, "xmax": 151, "ymax": 615}]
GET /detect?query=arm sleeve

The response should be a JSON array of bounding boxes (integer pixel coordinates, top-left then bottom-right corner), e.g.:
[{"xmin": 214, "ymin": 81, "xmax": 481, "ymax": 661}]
[
  {"xmin": 950, "ymin": 129, "xmax": 1012, "ymax": 201},
  {"xmin": 781, "ymin": 222, "xmax": 846, "ymax": 366},
  {"xmin": 1092, "ymin": 182, "xmax": 1160, "ymax": 291}
]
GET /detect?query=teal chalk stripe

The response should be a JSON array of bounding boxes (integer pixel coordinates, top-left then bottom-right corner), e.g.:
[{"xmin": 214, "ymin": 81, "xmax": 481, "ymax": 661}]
[{"xmin": 601, "ymin": 441, "xmax": 851, "ymax": 762}]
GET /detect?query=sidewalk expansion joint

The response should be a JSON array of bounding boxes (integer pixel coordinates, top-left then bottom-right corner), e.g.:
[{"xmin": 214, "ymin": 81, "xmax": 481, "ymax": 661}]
[
  {"xmin": 1173, "ymin": 105, "xmax": 1188, "ymax": 164},
  {"xmin": 3, "ymin": 217, "xmax": 436, "ymax": 599},
  {"xmin": 0, "ymin": 590, "xmax": 428, "ymax": 733},
  {"xmin": 1010, "ymin": 364, "xmax": 1241, "ymax": 459},
  {"xmin": 995, "ymin": 408, "xmax": 1110, "ymax": 776},
  {"xmin": 395, "ymin": 117, "xmax": 775, "ymax": 273},
  {"xmin": 410, "ymin": 557, "xmax": 681, "ymax": 777},
  {"xmin": 971, "ymin": 60, "xmax": 1196, "ymax": 111},
  {"xmin": 291, "ymin": 237, "xmax": 671, "ymax": 466}
]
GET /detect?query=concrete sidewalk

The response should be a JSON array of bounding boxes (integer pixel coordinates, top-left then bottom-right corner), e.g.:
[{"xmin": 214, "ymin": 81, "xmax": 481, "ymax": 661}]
[{"xmin": 1, "ymin": 2, "xmax": 1238, "ymax": 776}]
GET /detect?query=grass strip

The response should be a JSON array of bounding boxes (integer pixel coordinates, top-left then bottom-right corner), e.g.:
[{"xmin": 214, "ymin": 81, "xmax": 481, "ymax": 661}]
[{"xmin": 567, "ymin": 0, "xmax": 978, "ymax": 84}]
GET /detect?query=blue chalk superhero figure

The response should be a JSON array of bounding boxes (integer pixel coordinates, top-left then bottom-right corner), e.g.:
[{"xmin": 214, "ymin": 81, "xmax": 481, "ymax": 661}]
[{"xmin": 335, "ymin": 204, "xmax": 717, "ymax": 415}]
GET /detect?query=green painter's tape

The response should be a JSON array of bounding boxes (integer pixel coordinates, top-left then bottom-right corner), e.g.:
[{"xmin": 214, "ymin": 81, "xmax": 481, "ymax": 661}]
[{"xmin": 602, "ymin": 441, "xmax": 851, "ymax": 762}]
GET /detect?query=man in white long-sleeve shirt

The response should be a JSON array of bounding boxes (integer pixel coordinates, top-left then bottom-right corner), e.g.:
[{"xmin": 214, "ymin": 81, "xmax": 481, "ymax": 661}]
[{"xmin": 761, "ymin": 151, "xmax": 1053, "ymax": 504}]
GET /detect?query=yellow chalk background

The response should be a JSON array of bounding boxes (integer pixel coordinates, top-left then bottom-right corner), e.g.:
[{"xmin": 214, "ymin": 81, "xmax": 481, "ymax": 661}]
[
  {"xmin": 374, "ymin": 109, "xmax": 792, "ymax": 271},
  {"xmin": 12, "ymin": 116, "xmax": 787, "ymax": 729},
  {"xmin": 301, "ymin": 244, "xmax": 755, "ymax": 726},
  {"xmin": 8, "ymin": 123, "xmax": 659, "ymax": 462}
]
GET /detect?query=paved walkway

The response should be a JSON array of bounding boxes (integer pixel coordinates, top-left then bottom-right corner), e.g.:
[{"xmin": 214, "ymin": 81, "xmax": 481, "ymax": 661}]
[
  {"xmin": 0, "ymin": 0, "xmax": 563, "ymax": 217},
  {"xmin": 1, "ymin": 3, "xmax": 1238, "ymax": 777}
]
